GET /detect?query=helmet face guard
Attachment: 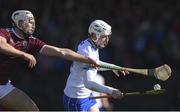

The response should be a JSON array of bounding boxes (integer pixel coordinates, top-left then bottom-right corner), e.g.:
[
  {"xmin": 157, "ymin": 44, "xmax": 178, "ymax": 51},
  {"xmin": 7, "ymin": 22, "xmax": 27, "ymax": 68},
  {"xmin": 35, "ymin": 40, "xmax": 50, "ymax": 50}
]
[
  {"xmin": 11, "ymin": 10, "xmax": 35, "ymax": 36},
  {"xmin": 94, "ymin": 34, "xmax": 111, "ymax": 49},
  {"xmin": 88, "ymin": 20, "xmax": 112, "ymax": 48}
]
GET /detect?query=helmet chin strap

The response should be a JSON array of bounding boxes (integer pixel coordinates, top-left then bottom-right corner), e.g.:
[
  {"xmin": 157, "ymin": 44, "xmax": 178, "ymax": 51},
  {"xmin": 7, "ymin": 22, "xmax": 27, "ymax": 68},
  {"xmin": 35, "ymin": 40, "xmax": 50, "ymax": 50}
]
[
  {"xmin": 95, "ymin": 33, "xmax": 103, "ymax": 48},
  {"xmin": 97, "ymin": 44, "xmax": 105, "ymax": 49},
  {"xmin": 24, "ymin": 33, "xmax": 32, "ymax": 41},
  {"xmin": 15, "ymin": 26, "xmax": 32, "ymax": 41}
]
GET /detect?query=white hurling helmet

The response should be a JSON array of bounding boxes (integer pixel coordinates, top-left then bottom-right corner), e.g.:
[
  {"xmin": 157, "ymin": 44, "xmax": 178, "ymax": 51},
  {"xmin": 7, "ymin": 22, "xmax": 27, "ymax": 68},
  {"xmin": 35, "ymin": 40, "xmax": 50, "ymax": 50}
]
[
  {"xmin": 11, "ymin": 10, "xmax": 35, "ymax": 35},
  {"xmin": 88, "ymin": 20, "xmax": 112, "ymax": 40}
]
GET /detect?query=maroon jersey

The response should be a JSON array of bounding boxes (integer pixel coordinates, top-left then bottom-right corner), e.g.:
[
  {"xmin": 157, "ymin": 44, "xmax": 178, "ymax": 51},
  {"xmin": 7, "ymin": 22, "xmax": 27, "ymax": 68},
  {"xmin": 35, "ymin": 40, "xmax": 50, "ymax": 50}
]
[{"xmin": 0, "ymin": 28, "xmax": 46, "ymax": 84}]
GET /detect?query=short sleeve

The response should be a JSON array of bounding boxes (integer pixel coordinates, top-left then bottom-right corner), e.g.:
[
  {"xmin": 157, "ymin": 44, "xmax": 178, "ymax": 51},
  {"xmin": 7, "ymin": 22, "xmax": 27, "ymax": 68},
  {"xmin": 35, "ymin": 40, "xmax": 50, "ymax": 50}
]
[
  {"xmin": 28, "ymin": 37, "xmax": 46, "ymax": 53},
  {"xmin": 77, "ymin": 44, "xmax": 95, "ymax": 59},
  {"xmin": 77, "ymin": 41, "xmax": 98, "ymax": 71},
  {"xmin": 0, "ymin": 28, "xmax": 10, "ymax": 40}
]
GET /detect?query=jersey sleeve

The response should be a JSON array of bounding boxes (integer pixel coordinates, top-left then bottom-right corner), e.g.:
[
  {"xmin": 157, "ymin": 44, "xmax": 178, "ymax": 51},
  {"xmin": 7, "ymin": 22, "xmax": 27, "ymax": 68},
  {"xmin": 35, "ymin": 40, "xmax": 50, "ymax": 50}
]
[
  {"xmin": 77, "ymin": 43, "xmax": 97, "ymax": 70},
  {"xmin": 29, "ymin": 37, "xmax": 46, "ymax": 53},
  {"xmin": 77, "ymin": 43, "xmax": 95, "ymax": 59},
  {"xmin": 0, "ymin": 28, "xmax": 10, "ymax": 40},
  {"xmin": 83, "ymin": 69, "xmax": 115, "ymax": 94}
]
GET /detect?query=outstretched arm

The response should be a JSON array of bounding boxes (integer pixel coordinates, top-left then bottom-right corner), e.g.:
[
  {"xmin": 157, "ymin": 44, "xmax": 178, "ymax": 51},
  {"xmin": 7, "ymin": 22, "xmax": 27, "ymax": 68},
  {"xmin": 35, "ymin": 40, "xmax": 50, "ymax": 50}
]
[{"xmin": 39, "ymin": 45, "xmax": 98, "ymax": 65}]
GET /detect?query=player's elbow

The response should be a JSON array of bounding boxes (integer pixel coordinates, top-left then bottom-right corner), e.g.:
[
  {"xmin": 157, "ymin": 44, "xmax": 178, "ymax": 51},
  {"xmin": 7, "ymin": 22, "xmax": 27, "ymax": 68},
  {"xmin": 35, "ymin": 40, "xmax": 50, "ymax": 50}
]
[
  {"xmin": 57, "ymin": 48, "xmax": 66, "ymax": 57},
  {"xmin": 49, "ymin": 47, "xmax": 67, "ymax": 57}
]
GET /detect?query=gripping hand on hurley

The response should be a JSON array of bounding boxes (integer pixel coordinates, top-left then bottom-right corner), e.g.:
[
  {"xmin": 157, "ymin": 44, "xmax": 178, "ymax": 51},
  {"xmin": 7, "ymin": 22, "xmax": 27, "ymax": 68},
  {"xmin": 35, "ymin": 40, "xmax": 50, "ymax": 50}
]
[{"xmin": 110, "ymin": 89, "xmax": 124, "ymax": 99}]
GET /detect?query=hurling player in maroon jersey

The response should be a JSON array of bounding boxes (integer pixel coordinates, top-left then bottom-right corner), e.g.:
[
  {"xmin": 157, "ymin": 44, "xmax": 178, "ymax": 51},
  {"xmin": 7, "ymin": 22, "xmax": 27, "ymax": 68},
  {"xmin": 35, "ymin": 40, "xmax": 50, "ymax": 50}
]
[{"xmin": 0, "ymin": 10, "xmax": 98, "ymax": 111}]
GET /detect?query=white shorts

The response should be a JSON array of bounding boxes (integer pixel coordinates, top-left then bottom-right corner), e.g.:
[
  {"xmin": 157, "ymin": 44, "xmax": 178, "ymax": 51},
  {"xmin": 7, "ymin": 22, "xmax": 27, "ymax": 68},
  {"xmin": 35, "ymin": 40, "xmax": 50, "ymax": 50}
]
[{"xmin": 0, "ymin": 80, "xmax": 15, "ymax": 99}]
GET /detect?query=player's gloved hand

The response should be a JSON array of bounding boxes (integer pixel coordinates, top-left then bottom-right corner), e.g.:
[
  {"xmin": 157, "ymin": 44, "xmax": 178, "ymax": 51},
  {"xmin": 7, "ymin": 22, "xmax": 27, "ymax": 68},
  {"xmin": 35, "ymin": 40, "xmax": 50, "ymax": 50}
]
[
  {"xmin": 110, "ymin": 89, "xmax": 124, "ymax": 99},
  {"xmin": 112, "ymin": 70, "xmax": 130, "ymax": 77},
  {"xmin": 22, "ymin": 53, "xmax": 37, "ymax": 68}
]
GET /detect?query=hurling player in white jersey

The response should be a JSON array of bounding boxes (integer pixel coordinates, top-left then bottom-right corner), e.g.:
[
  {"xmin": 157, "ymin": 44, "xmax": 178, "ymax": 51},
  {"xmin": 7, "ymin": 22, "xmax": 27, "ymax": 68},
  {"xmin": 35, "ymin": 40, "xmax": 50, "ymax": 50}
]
[{"xmin": 63, "ymin": 20, "xmax": 129, "ymax": 111}]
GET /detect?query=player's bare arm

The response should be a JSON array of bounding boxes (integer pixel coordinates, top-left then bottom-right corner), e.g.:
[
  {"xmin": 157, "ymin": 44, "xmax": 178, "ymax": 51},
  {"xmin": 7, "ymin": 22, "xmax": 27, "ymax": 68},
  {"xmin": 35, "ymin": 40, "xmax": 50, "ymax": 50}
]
[
  {"xmin": 0, "ymin": 36, "xmax": 36, "ymax": 68},
  {"xmin": 39, "ymin": 45, "xmax": 98, "ymax": 66}
]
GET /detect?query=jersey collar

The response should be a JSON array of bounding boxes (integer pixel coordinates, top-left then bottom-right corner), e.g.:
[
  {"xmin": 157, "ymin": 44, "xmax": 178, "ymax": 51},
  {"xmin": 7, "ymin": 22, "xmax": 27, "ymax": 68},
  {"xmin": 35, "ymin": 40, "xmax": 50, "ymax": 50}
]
[
  {"xmin": 87, "ymin": 38, "xmax": 98, "ymax": 50},
  {"xmin": 11, "ymin": 28, "xmax": 24, "ymax": 39}
]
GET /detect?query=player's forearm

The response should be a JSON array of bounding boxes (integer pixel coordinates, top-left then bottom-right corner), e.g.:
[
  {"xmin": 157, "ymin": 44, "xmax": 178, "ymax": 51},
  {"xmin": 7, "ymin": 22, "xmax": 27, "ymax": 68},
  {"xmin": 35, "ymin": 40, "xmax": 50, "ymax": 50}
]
[
  {"xmin": 58, "ymin": 48, "xmax": 92, "ymax": 63},
  {"xmin": 0, "ymin": 39, "xmax": 25, "ymax": 58},
  {"xmin": 84, "ymin": 81, "xmax": 115, "ymax": 94},
  {"xmin": 40, "ymin": 45, "xmax": 93, "ymax": 64},
  {"xmin": 84, "ymin": 70, "xmax": 116, "ymax": 94}
]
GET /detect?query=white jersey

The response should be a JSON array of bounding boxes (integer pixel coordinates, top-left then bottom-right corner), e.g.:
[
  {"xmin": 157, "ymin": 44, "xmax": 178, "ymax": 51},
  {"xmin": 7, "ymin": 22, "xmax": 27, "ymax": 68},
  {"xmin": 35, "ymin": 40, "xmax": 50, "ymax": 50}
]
[
  {"xmin": 64, "ymin": 38, "xmax": 114, "ymax": 98},
  {"xmin": 92, "ymin": 74, "xmax": 105, "ymax": 108}
]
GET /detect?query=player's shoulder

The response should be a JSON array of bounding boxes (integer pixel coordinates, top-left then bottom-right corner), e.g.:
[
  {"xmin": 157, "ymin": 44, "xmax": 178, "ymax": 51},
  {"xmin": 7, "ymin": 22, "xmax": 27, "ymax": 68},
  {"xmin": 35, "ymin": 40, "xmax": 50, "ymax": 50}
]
[
  {"xmin": 0, "ymin": 28, "xmax": 11, "ymax": 33},
  {"xmin": 78, "ymin": 38, "xmax": 90, "ymax": 45},
  {"xmin": 76, "ymin": 38, "xmax": 92, "ymax": 55},
  {"xmin": 78, "ymin": 38, "xmax": 91, "ymax": 49},
  {"xmin": 0, "ymin": 28, "xmax": 6, "ymax": 32},
  {"xmin": 0, "ymin": 28, "xmax": 12, "ymax": 39}
]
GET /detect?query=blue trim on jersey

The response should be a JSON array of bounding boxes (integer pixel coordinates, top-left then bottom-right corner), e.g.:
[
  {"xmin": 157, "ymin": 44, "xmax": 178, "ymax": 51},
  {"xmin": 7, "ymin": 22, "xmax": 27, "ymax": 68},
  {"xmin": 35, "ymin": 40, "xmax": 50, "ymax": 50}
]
[
  {"xmin": 63, "ymin": 93, "xmax": 97, "ymax": 111},
  {"xmin": 87, "ymin": 38, "xmax": 98, "ymax": 50},
  {"xmin": 83, "ymin": 66, "xmax": 94, "ymax": 70}
]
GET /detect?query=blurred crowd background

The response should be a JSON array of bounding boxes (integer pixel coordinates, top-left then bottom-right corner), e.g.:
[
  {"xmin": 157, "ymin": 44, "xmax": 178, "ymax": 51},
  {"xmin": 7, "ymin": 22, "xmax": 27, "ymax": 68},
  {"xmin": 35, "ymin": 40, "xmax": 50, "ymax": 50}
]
[{"xmin": 0, "ymin": 0, "xmax": 180, "ymax": 110}]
